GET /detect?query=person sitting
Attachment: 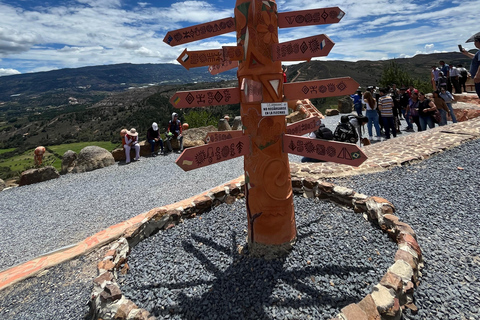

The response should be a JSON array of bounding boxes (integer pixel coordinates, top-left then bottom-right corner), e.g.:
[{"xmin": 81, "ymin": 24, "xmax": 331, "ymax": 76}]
[
  {"xmin": 147, "ymin": 122, "xmax": 164, "ymax": 157},
  {"xmin": 301, "ymin": 124, "xmax": 334, "ymax": 163},
  {"xmin": 165, "ymin": 112, "xmax": 184, "ymax": 154},
  {"xmin": 333, "ymin": 115, "xmax": 359, "ymax": 144},
  {"xmin": 34, "ymin": 146, "xmax": 46, "ymax": 166},
  {"xmin": 124, "ymin": 128, "xmax": 140, "ymax": 164}
]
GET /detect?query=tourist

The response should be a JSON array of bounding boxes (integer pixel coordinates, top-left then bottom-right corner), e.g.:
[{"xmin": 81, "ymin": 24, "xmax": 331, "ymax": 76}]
[
  {"xmin": 439, "ymin": 61, "xmax": 449, "ymax": 80},
  {"xmin": 406, "ymin": 84, "xmax": 418, "ymax": 98},
  {"xmin": 165, "ymin": 112, "xmax": 184, "ymax": 154},
  {"xmin": 34, "ymin": 146, "xmax": 46, "ymax": 166},
  {"xmin": 437, "ymin": 72, "xmax": 447, "ymax": 89},
  {"xmin": 407, "ymin": 92, "xmax": 421, "ymax": 131},
  {"xmin": 146, "ymin": 122, "xmax": 164, "ymax": 157},
  {"xmin": 378, "ymin": 88, "xmax": 396, "ymax": 139},
  {"xmin": 418, "ymin": 92, "xmax": 437, "ymax": 131},
  {"xmin": 448, "ymin": 64, "xmax": 461, "ymax": 94},
  {"xmin": 363, "ymin": 91, "xmax": 381, "ymax": 140},
  {"xmin": 399, "ymin": 87, "xmax": 413, "ymax": 131},
  {"xmin": 457, "ymin": 64, "xmax": 469, "ymax": 93},
  {"xmin": 431, "ymin": 66, "xmax": 440, "ymax": 90},
  {"xmin": 350, "ymin": 90, "xmax": 363, "ymax": 116},
  {"xmin": 432, "ymin": 91, "xmax": 450, "ymax": 126},
  {"xmin": 439, "ymin": 86, "xmax": 457, "ymax": 123},
  {"xmin": 301, "ymin": 124, "xmax": 333, "ymax": 163},
  {"xmin": 124, "ymin": 128, "xmax": 140, "ymax": 164},
  {"xmin": 461, "ymin": 32, "xmax": 480, "ymax": 99}
]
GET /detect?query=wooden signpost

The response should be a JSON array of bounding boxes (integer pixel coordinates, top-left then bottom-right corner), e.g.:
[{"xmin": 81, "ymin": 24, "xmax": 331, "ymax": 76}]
[
  {"xmin": 205, "ymin": 130, "xmax": 243, "ymax": 144},
  {"xmin": 165, "ymin": 1, "xmax": 364, "ymax": 257}
]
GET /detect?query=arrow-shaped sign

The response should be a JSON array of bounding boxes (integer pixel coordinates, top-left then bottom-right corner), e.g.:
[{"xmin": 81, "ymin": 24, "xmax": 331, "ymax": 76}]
[
  {"xmin": 283, "ymin": 134, "xmax": 367, "ymax": 166},
  {"xmin": 278, "ymin": 7, "xmax": 345, "ymax": 29},
  {"xmin": 205, "ymin": 130, "xmax": 243, "ymax": 144},
  {"xmin": 273, "ymin": 34, "xmax": 334, "ymax": 62},
  {"xmin": 286, "ymin": 117, "xmax": 322, "ymax": 136},
  {"xmin": 177, "ymin": 46, "xmax": 243, "ymax": 70},
  {"xmin": 209, "ymin": 60, "xmax": 238, "ymax": 75},
  {"xmin": 284, "ymin": 77, "xmax": 359, "ymax": 100},
  {"xmin": 164, "ymin": 17, "xmax": 236, "ymax": 47},
  {"xmin": 170, "ymin": 87, "xmax": 240, "ymax": 109},
  {"xmin": 176, "ymin": 135, "xmax": 250, "ymax": 171}
]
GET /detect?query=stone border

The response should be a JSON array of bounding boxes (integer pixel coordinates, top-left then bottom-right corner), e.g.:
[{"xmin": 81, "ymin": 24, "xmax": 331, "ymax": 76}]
[{"xmin": 88, "ymin": 178, "xmax": 423, "ymax": 320}]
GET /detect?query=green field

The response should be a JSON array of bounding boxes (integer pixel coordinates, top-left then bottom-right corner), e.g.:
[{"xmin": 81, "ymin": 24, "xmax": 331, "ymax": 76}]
[{"xmin": 0, "ymin": 141, "xmax": 120, "ymax": 181}]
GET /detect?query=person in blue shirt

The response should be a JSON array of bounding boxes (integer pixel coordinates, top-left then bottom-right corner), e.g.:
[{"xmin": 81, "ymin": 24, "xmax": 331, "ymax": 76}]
[
  {"xmin": 350, "ymin": 90, "xmax": 363, "ymax": 116},
  {"xmin": 461, "ymin": 32, "xmax": 480, "ymax": 98}
]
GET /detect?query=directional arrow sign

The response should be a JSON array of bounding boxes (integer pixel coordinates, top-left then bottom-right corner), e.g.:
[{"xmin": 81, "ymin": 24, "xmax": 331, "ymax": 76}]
[
  {"xmin": 283, "ymin": 77, "xmax": 359, "ymax": 100},
  {"xmin": 205, "ymin": 130, "xmax": 243, "ymax": 144},
  {"xmin": 170, "ymin": 87, "xmax": 240, "ymax": 109},
  {"xmin": 286, "ymin": 117, "xmax": 322, "ymax": 136},
  {"xmin": 164, "ymin": 17, "xmax": 236, "ymax": 47},
  {"xmin": 176, "ymin": 135, "xmax": 250, "ymax": 171},
  {"xmin": 278, "ymin": 7, "xmax": 345, "ymax": 29},
  {"xmin": 209, "ymin": 60, "xmax": 238, "ymax": 75},
  {"xmin": 177, "ymin": 48, "xmax": 223, "ymax": 70},
  {"xmin": 283, "ymin": 134, "xmax": 367, "ymax": 166},
  {"xmin": 273, "ymin": 34, "xmax": 334, "ymax": 61}
]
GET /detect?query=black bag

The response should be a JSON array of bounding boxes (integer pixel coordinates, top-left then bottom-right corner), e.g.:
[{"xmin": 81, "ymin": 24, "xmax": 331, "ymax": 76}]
[
  {"xmin": 314, "ymin": 124, "xmax": 334, "ymax": 140},
  {"xmin": 333, "ymin": 122, "xmax": 358, "ymax": 144}
]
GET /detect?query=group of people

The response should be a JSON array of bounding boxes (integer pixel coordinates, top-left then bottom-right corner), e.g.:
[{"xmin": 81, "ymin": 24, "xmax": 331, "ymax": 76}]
[
  {"xmin": 432, "ymin": 61, "xmax": 469, "ymax": 94},
  {"xmin": 120, "ymin": 112, "xmax": 184, "ymax": 164}
]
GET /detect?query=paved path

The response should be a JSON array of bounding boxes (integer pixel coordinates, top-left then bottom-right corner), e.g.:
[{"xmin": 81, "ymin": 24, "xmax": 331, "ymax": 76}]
[{"xmin": 1, "ymin": 117, "xmax": 479, "ymax": 292}]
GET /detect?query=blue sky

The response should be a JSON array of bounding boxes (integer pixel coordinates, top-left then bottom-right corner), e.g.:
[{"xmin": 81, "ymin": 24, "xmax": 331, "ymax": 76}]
[{"xmin": 0, "ymin": 0, "xmax": 479, "ymax": 76}]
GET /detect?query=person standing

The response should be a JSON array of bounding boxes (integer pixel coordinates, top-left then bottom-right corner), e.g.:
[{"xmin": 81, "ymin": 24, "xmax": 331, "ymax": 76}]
[
  {"xmin": 147, "ymin": 122, "xmax": 164, "ymax": 157},
  {"xmin": 448, "ymin": 64, "xmax": 462, "ymax": 94},
  {"xmin": 378, "ymin": 88, "xmax": 396, "ymax": 139},
  {"xmin": 439, "ymin": 86, "xmax": 457, "ymax": 123},
  {"xmin": 363, "ymin": 91, "xmax": 381, "ymax": 140},
  {"xmin": 457, "ymin": 64, "xmax": 469, "ymax": 93},
  {"xmin": 418, "ymin": 92, "xmax": 437, "ymax": 131},
  {"xmin": 431, "ymin": 66, "xmax": 440, "ymax": 90},
  {"xmin": 350, "ymin": 90, "xmax": 363, "ymax": 116},
  {"xmin": 124, "ymin": 128, "xmax": 140, "ymax": 164},
  {"xmin": 432, "ymin": 91, "xmax": 450, "ymax": 126},
  {"xmin": 461, "ymin": 32, "xmax": 480, "ymax": 99},
  {"xmin": 407, "ymin": 92, "xmax": 421, "ymax": 132}
]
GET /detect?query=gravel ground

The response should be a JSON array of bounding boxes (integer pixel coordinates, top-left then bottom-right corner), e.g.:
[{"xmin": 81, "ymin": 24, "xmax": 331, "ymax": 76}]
[{"xmin": 0, "ymin": 152, "xmax": 244, "ymax": 271}]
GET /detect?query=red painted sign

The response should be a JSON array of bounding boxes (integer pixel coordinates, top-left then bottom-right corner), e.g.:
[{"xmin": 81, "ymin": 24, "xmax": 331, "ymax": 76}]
[
  {"xmin": 273, "ymin": 34, "xmax": 334, "ymax": 61},
  {"xmin": 205, "ymin": 130, "xmax": 243, "ymax": 144},
  {"xmin": 283, "ymin": 134, "xmax": 367, "ymax": 166},
  {"xmin": 164, "ymin": 17, "xmax": 236, "ymax": 47},
  {"xmin": 283, "ymin": 77, "xmax": 359, "ymax": 100},
  {"xmin": 278, "ymin": 7, "xmax": 345, "ymax": 29},
  {"xmin": 176, "ymin": 135, "xmax": 250, "ymax": 171},
  {"xmin": 170, "ymin": 87, "xmax": 240, "ymax": 108},
  {"xmin": 286, "ymin": 117, "xmax": 322, "ymax": 136},
  {"xmin": 222, "ymin": 46, "xmax": 244, "ymax": 61},
  {"xmin": 209, "ymin": 60, "xmax": 238, "ymax": 75}
]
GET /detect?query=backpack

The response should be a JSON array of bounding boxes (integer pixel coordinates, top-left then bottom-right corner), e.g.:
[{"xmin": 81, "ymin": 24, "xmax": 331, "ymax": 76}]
[
  {"xmin": 333, "ymin": 122, "xmax": 358, "ymax": 144},
  {"xmin": 314, "ymin": 124, "xmax": 334, "ymax": 140},
  {"xmin": 460, "ymin": 69, "xmax": 468, "ymax": 78}
]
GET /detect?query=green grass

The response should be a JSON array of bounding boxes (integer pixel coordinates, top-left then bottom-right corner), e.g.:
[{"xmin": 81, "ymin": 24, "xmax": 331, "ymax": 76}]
[
  {"xmin": 0, "ymin": 148, "xmax": 16, "ymax": 155},
  {"xmin": 0, "ymin": 141, "xmax": 120, "ymax": 181}
]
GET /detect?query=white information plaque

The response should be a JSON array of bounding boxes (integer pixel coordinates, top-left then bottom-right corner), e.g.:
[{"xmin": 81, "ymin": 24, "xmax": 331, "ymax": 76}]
[{"xmin": 261, "ymin": 102, "xmax": 289, "ymax": 116}]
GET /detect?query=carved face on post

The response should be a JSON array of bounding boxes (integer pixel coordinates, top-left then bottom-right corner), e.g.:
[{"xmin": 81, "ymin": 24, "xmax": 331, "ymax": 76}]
[{"xmin": 234, "ymin": 0, "xmax": 296, "ymax": 252}]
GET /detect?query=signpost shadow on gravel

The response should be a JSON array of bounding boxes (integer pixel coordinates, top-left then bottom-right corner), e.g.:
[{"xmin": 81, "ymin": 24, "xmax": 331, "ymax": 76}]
[{"xmin": 132, "ymin": 220, "xmax": 373, "ymax": 319}]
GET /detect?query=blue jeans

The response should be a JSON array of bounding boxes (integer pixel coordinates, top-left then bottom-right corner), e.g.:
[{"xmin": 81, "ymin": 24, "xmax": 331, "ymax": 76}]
[
  {"xmin": 438, "ymin": 109, "xmax": 447, "ymax": 126},
  {"xmin": 366, "ymin": 110, "xmax": 381, "ymax": 137},
  {"xmin": 446, "ymin": 103, "xmax": 457, "ymax": 123},
  {"xmin": 382, "ymin": 117, "xmax": 396, "ymax": 139},
  {"xmin": 419, "ymin": 115, "xmax": 434, "ymax": 131},
  {"xmin": 354, "ymin": 103, "xmax": 363, "ymax": 116},
  {"xmin": 403, "ymin": 109, "xmax": 412, "ymax": 129},
  {"xmin": 148, "ymin": 139, "xmax": 164, "ymax": 153}
]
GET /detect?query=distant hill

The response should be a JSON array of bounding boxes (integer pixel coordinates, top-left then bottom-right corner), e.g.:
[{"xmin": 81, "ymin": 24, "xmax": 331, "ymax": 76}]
[{"xmin": 0, "ymin": 51, "xmax": 475, "ymax": 153}]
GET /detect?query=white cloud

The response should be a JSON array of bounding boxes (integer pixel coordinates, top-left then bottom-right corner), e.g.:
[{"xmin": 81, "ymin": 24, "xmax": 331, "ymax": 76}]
[{"xmin": 0, "ymin": 68, "xmax": 21, "ymax": 76}]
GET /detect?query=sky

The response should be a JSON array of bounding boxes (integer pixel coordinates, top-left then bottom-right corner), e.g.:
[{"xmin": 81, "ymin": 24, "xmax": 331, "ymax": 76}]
[{"xmin": 0, "ymin": 0, "xmax": 479, "ymax": 77}]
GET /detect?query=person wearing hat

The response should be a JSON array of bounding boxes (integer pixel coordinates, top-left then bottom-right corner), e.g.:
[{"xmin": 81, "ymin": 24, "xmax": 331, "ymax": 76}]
[
  {"xmin": 165, "ymin": 112, "xmax": 184, "ymax": 153},
  {"xmin": 147, "ymin": 122, "xmax": 164, "ymax": 157},
  {"xmin": 378, "ymin": 88, "xmax": 396, "ymax": 139},
  {"xmin": 124, "ymin": 128, "xmax": 140, "ymax": 163},
  {"xmin": 461, "ymin": 32, "xmax": 480, "ymax": 98}
]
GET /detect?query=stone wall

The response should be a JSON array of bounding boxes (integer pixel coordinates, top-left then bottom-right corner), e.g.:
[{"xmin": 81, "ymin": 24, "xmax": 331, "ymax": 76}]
[{"xmin": 88, "ymin": 177, "xmax": 422, "ymax": 320}]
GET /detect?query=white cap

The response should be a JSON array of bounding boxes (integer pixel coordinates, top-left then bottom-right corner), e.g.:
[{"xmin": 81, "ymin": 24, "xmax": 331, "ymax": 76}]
[{"xmin": 152, "ymin": 122, "xmax": 158, "ymax": 131}]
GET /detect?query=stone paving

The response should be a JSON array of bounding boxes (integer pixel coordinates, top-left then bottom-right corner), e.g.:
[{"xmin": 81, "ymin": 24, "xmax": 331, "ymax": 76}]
[{"xmin": 0, "ymin": 116, "xmax": 479, "ymax": 294}]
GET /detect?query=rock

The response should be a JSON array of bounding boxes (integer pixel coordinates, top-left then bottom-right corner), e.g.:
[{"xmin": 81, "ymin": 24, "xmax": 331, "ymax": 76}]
[
  {"xmin": 232, "ymin": 116, "xmax": 243, "ymax": 130},
  {"xmin": 19, "ymin": 166, "xmax": 60, "ymax": 186},
  {"xmin": 325, "ymin": 109, "xmax": 340, "ymax": 116},
  {"xmin": 286, "ymin": 111, "xmax": 305, "ymax": 123},
  {"xmin": 61, "ymin": 150, "xmax": 77, "ymax": 174},
  {"xmin": 338, "ymin": 97, "xmax": 353, "ymax": 113},
  {"xmin": 0, "ymin": 178, "xmax": 5, "ymax": 192},
  {"xmin": 184, "ymin": 125, "xmax": 217, "ymax": 147},
  {"xmin": 72, "ymin": 146, "xmax": 115, "ymax": 173},
  {"xmin": 218, "ymin": 118, "xmax": 232, "ymax": 131}
]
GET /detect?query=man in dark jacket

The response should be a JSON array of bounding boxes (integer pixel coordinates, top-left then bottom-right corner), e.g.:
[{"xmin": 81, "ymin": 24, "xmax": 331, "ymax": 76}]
[{"xmin": 147, "ymin": 122, "xmax": 164, "ymax": 156}]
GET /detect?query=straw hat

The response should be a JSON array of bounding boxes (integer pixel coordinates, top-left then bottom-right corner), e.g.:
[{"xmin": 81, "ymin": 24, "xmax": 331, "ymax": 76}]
[{"xmin": 128, "ymin": 128, "xmax": 138, "ymax": 136}]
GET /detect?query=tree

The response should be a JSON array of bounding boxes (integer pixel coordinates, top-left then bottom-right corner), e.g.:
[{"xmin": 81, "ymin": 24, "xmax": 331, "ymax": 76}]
[{"xmin": 379, "ymin": 60, "xmax": 432, "ymax": 93}]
